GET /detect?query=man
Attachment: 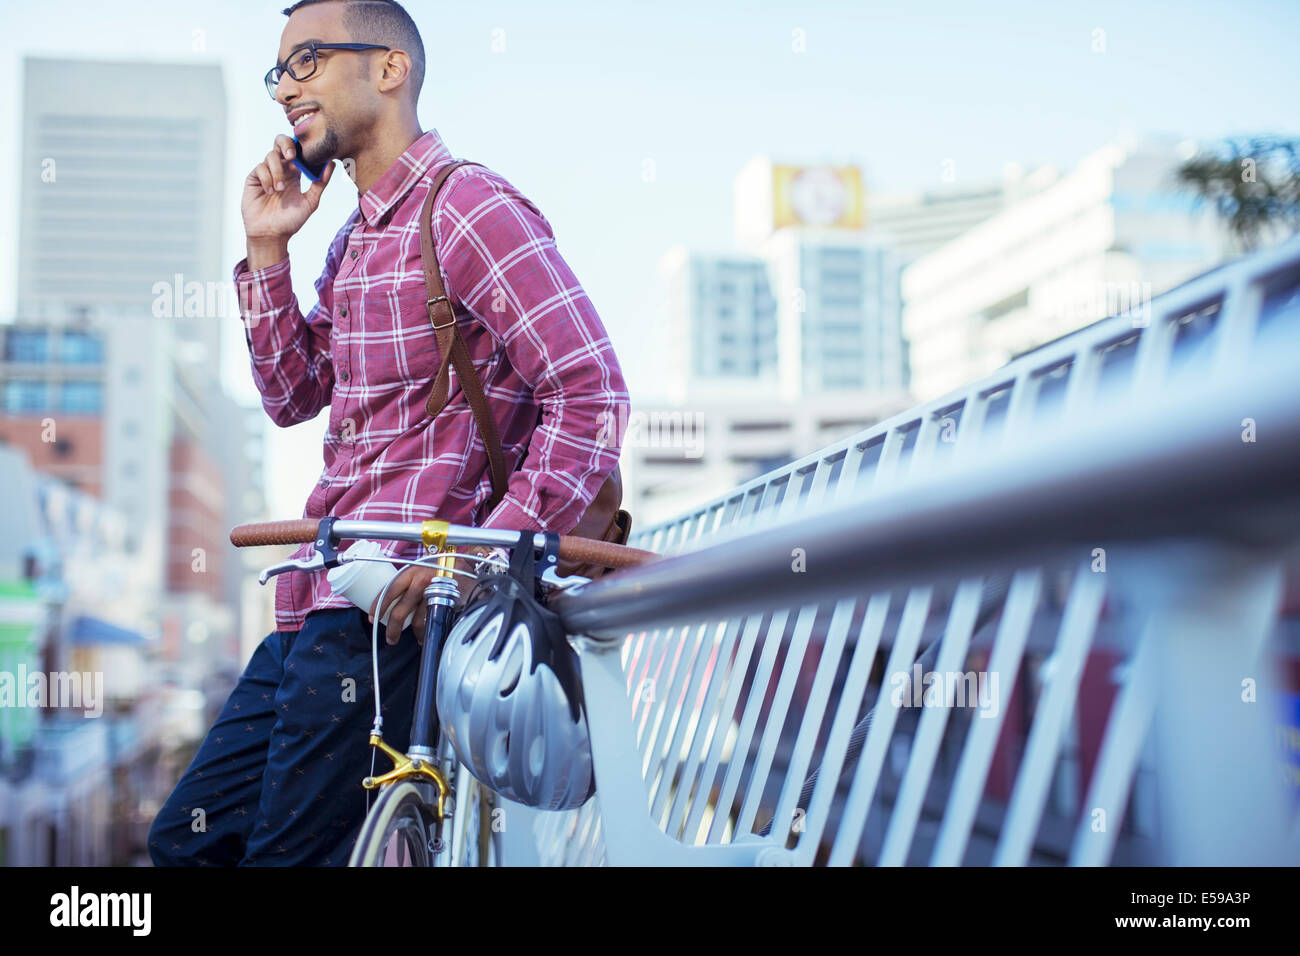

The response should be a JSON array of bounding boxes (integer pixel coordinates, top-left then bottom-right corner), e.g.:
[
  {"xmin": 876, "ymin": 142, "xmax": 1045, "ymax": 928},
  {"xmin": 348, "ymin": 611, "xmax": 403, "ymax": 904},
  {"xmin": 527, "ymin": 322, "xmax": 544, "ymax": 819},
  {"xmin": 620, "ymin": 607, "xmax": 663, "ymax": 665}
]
[{"xmin": 149, "ymin": 0, "xmax": 628, "ymax": 866}]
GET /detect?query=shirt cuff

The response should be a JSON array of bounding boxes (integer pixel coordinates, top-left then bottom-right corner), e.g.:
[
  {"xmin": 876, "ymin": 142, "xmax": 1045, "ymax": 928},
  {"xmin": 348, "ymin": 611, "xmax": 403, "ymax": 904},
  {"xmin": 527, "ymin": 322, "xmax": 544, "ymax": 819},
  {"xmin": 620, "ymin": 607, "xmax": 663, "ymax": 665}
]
[
  {"xmin": 233, "ymin": 255, "xmax": 293, "ymax": 325},
  {"xmin": 479, "ymin": 494, "xmax": 546, "ymax": 535}
]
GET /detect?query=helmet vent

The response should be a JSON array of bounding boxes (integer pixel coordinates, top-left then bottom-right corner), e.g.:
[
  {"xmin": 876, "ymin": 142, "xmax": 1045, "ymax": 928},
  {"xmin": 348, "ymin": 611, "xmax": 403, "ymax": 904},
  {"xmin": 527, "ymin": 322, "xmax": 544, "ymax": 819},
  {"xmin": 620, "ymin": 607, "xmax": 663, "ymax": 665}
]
[{"xmin": 499, "ymin": 639, "xmax": 524, "ymax": 696}]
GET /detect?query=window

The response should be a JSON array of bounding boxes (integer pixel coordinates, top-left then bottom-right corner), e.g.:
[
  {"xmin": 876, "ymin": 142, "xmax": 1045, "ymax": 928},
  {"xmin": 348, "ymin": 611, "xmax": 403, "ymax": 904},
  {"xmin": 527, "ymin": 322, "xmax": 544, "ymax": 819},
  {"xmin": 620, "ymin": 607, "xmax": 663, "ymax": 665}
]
[
  {"xmin": 60, "ymin": 381, "xmax": 102, "ymax": 413},
  {"xmin": 5, "ymin": 331, "xmax": 50, "ymax": 363},
  {"xmin": 3, "ymin": 381, "xmax": 48, "ymax": 411},
  {"xmin": 820, "ymin": 249, "xmax": 863, "ymax": 270},
  {"xmin": 982, "ymin": 287, "xmax": 1029, "ymax": 322},
  {"xmin": 823, "ymin": 370, "xmax": 863, "ymax": 388},
  {"xmin": 821, "ymin": 294, "xmax": 863, "ymax": 309},
  {"xmin": 60, "ymin": 331, "xmax": 104, "ymax": 364},
  {"xmin": 732, "ymin": 453, "xmax": 793, "ymax": 471}
]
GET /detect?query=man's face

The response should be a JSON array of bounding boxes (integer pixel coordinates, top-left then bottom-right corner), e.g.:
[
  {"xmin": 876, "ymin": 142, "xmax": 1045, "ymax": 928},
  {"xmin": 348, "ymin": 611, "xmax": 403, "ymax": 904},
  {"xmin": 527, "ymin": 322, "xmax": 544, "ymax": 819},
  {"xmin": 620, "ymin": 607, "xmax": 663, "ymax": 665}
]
[{"xmin": 272, "ymin": 4, "xmax": 379, "ymax": 167}]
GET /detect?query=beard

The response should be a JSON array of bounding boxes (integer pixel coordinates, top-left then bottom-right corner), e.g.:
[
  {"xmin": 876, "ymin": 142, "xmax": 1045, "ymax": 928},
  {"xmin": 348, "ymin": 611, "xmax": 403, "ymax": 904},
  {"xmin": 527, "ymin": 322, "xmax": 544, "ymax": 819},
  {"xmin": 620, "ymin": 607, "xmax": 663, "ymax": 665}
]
[{"xmin": 302, "ymin": 122, "xmax": 340, "ymax": 167}]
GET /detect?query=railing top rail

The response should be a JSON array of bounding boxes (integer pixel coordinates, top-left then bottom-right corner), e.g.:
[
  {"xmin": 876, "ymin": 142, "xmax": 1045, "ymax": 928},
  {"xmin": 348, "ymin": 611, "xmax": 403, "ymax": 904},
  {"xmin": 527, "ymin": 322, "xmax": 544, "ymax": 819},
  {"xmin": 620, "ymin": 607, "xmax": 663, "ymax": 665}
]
[{"xmin": 556, "ymin": 340, "xmax": 1300, "ymax": 638}]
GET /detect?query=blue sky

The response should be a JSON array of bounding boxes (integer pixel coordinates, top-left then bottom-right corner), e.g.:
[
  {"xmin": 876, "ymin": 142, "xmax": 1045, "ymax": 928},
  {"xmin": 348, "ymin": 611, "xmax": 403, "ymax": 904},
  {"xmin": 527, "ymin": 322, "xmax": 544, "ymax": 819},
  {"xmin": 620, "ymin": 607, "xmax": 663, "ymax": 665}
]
[{"xmin": 3, "ymin": 0, "xmax": 1298, "ymax": 517}]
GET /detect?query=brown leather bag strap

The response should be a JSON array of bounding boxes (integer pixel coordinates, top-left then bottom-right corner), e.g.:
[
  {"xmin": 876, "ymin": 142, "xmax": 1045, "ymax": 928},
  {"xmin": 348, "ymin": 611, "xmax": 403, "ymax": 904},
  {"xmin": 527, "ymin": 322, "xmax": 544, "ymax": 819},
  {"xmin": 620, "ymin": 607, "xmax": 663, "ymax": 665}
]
[{"xmin": 419, "ymin": 159, "xmax": 510, "ymax": 512}]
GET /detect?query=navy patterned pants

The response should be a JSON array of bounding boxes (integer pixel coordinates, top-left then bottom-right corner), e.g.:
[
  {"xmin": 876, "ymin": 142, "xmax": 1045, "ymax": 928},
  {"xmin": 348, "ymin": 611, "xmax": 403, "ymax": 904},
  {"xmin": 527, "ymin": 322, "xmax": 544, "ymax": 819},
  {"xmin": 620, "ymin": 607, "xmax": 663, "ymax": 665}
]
[{"xmin": 148, "ymin": 607, "xmax": 421, "ymax": 866}]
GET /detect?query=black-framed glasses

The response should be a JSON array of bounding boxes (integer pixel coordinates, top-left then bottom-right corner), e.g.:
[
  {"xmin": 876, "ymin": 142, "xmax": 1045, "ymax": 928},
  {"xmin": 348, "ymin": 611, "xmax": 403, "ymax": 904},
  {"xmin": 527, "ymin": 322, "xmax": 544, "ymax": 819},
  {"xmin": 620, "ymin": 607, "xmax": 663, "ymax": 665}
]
[{"xmin": 265, "ymin": 42, "xmax": 392, "ymax": 99}]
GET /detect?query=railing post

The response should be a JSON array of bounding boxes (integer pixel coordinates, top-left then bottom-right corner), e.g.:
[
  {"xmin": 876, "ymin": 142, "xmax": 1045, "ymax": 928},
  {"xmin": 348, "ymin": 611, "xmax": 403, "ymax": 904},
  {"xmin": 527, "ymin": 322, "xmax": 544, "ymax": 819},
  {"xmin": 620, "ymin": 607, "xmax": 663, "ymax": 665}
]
[
  {"xmin": 1110, "ymin": 539, "xmax": 1294, "ymax": 864},
  {"xmin": 573, "ymin": 637, "xmax": 787, "ymax": 865}
]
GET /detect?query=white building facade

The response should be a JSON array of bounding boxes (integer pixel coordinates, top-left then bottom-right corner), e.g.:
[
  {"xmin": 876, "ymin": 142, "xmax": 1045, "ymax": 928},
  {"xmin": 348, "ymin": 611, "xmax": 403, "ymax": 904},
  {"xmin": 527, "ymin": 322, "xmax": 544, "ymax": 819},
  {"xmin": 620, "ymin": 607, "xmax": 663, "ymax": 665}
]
[
  {"xmin": 902, "ymin": 139, "xmax": 1228, "ymax": 402},
  {"xmin": 618, "ymin": 386, "xmax": 912, "ymax": 528}
]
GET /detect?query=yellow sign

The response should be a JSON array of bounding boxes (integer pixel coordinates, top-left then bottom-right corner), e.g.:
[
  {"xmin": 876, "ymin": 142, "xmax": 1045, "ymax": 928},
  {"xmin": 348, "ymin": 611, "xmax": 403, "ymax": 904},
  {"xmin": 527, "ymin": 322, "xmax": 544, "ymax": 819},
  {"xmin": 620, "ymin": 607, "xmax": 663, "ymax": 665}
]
[{"xmin": 772, "ymin": 165, "xmax": 865, "ymax": 230}]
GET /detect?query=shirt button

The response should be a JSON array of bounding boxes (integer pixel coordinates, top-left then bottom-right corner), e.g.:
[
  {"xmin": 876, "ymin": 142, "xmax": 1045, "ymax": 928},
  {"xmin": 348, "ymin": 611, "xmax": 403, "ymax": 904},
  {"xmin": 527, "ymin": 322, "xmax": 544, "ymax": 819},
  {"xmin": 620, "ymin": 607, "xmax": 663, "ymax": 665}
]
[
  {"xmin": 350, "ymin": 249, "xmax": 358, "ymax": 259},
  {"xmin": 341, "ymin": 371, "xmax": 349, "ymax": 382},
  {"xmin": 339, "ymin": 307, "xmax": 348, "ymax": 317}
]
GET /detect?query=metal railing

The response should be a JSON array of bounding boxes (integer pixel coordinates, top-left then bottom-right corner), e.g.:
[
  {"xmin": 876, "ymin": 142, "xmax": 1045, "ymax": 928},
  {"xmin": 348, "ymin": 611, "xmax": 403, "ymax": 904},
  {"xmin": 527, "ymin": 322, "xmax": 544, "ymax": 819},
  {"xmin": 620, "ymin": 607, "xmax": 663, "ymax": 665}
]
[{"xmin": 537, "ymin": 234, "xmax": 1300, "ymax": 865}]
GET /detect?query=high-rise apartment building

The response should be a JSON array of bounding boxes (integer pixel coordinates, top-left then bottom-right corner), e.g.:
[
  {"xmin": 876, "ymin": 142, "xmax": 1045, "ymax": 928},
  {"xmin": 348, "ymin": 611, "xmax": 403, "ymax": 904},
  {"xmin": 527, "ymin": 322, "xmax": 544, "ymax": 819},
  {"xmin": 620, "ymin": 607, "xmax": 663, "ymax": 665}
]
[
  {"xmin": 754, "ymin": 229, "xmax": 906, "ymax": 399},
  {"xmin": 658, "ymin": 248, "xmax": 779, "ymax": 405},
  {"xmin": 17, "ymin": 57, "xmax": 228, "ymax": 364}
]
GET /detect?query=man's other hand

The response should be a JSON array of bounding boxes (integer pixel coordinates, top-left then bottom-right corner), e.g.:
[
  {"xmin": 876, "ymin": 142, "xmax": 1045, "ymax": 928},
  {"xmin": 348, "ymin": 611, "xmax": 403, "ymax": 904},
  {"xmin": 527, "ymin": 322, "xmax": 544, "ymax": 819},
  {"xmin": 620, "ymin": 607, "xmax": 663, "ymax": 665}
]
[{"xmin": 368, "ymin": 546, "xmax": 505, "ymax": 645}]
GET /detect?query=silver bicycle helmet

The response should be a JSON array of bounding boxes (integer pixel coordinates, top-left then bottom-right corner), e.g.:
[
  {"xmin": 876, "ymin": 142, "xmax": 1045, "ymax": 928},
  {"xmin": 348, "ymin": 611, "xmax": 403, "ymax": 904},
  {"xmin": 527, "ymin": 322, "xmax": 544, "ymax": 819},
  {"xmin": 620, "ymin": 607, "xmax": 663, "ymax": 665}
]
[{"xmin": 436, "ymin": 533, "xmax": 596, "ymax": 811}]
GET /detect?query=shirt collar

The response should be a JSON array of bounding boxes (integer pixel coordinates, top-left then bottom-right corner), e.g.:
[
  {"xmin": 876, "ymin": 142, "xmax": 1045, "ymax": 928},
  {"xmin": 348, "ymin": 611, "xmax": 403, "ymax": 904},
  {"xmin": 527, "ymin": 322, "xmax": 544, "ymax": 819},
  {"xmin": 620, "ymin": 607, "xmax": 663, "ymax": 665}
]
[{"xmin": 357, "ymin": 128, "xmax": 455, "ymax": 228}]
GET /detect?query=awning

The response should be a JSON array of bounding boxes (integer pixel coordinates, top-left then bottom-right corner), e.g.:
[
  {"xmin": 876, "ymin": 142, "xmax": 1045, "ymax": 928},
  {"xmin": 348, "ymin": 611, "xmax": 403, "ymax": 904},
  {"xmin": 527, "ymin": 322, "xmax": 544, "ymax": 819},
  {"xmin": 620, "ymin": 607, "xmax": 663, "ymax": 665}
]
[{"xmin": 67, "ymin": 614, "xmax": 149, "ymax": 646}]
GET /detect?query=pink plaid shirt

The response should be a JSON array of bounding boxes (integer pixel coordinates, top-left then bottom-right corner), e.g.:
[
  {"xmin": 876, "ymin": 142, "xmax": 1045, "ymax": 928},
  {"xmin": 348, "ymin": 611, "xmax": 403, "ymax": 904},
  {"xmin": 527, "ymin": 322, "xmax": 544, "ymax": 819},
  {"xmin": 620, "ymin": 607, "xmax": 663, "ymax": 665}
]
[{"xmin": 234, "ymin": 128, "xmax": 628, "ymax": 632}]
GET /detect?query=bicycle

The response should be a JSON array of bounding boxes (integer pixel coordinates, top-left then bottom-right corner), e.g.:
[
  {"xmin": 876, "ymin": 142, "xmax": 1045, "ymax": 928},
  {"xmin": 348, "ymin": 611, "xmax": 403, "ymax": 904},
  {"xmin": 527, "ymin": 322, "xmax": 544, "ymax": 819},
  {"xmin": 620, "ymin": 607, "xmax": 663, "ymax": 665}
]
[{"xmin": 230, "ymin": 515, "xmax": 657, "ymax": 867}]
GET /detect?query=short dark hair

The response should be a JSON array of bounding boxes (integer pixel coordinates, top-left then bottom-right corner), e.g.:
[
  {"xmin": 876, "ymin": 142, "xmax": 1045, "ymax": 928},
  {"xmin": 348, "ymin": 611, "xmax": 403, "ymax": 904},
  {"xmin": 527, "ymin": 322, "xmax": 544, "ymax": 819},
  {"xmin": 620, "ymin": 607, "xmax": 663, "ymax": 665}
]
[{"xmin": 281, "ymin": 0, "xmax": 425, "ymax": 103}]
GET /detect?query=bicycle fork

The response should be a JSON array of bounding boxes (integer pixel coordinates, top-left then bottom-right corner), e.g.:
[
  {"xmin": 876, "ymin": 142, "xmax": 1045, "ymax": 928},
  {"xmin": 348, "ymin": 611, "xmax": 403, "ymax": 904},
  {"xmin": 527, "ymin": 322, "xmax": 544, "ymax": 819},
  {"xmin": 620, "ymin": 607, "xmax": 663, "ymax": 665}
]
[{"xmin": 361, "ymin": 547, "xmax": 461, "ymax": 821}]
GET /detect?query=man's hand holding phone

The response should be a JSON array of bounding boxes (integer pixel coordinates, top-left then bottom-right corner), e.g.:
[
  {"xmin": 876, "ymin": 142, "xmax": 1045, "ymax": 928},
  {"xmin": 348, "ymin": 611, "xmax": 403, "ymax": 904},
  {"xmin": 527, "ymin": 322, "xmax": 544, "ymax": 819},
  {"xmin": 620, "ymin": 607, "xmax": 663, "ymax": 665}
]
[{"xmin": 241, "ymin": 133, "xmax": 334, "ymax": 270}]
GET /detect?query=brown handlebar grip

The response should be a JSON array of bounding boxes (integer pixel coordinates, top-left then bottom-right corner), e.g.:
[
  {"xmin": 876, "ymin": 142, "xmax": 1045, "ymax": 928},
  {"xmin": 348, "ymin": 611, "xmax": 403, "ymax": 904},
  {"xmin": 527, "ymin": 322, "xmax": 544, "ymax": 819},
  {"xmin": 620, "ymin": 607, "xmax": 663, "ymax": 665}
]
[
  {"xmin": 556, "ymin": 536, "xmax": 657, "ymax": 569},
  {"xmin": 230, "ymin": 519, "xmax": 660, "ymax": 569},
  {"xmin": 230, "ymin": 519, "xmax": 320, "ymax": 547}
]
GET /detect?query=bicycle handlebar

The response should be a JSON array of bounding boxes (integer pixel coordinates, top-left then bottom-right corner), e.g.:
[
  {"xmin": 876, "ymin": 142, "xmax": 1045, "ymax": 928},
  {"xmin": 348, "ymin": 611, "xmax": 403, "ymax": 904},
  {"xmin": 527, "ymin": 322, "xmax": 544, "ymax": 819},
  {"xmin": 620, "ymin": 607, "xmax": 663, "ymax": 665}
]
[{"xmin": 229, "ymin": 518, "xmax": 659, "ymax": 570}]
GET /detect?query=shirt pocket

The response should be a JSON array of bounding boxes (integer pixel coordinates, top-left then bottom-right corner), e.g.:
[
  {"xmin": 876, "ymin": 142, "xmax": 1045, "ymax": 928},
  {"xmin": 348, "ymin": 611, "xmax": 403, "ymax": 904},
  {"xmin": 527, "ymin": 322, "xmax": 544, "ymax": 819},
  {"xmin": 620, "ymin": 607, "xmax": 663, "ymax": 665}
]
[{"xmin": 370, "ymin": 281, "xmax": 443, "ymax": 391}]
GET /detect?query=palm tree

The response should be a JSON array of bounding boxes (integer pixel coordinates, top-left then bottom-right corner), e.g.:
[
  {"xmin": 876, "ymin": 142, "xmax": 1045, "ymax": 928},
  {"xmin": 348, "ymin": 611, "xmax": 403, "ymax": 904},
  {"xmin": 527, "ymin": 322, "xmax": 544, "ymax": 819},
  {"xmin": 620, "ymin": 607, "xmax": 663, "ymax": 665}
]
[{"xmin": 1177, "ymin": 136, "xmax": 1300, "ymax": 252}]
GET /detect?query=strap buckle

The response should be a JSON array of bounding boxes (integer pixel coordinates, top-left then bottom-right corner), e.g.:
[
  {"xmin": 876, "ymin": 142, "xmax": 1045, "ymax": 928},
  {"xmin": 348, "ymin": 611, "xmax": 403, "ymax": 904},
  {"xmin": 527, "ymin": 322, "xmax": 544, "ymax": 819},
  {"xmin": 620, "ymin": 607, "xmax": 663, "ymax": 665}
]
[{"xmin": 427, "ymin": 294, "xmax": 455, "ymax": 329}]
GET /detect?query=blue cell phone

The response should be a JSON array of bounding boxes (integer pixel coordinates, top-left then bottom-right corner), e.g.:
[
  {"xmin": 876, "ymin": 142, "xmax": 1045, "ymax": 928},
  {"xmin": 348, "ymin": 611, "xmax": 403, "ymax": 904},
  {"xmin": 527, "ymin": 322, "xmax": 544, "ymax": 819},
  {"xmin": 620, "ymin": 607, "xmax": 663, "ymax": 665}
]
[{"xmin": 292, "ymin": 136, "xmax": 327, "ymax": 182}]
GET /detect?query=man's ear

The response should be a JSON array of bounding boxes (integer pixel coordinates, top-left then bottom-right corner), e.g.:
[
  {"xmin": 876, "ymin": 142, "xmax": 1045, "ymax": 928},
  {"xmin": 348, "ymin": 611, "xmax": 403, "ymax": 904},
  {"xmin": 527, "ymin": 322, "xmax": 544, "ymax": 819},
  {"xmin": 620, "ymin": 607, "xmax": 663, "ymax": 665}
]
[{"xmin": 377, "ymin": 50, "xmax": 412, "ymax": 95}]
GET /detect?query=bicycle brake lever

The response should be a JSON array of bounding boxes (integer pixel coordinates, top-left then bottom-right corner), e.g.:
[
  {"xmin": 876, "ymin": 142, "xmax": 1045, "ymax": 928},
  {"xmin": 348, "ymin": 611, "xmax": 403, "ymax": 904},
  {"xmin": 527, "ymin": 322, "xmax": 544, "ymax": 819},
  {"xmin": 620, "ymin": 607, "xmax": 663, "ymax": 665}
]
[
  {"xmin": 258, "ymin": 553, "xmax": 327, "ymax": 584},
  {"xmin": 257, "ymin": 517, "xmax": 343, "ymax": 584},
  {"xmin": 540, "ymin": 565, "xmax": 586, "ymax": 588}
]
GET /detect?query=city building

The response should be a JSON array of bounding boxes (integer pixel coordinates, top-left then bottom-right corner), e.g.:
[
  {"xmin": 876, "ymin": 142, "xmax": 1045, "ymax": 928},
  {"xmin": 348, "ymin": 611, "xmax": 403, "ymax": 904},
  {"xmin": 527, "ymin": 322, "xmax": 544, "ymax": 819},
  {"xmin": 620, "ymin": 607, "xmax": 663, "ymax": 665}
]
[
  {"xmin": 657, "ymin": 248, "xmax": 779, "ymax": 405},
  {"xmin": 619, "ymin": 385, "xmax": 912, "ymax": 527},
  {"xmin": 864, "ymin": 175, "xmax": 1017, "ymax": 264},
  {"xmin": 17, "ymin": 57, "xmax": 229, "ymax": 363},
  {"xmin": 0, "ymin": 445, "xmax": 161, "ymax": 866},
  {"xmin": 635, "ymin": 158, "xmax": 915, "ymax": 520},
  {"xmin": 7, "ymin": 54, "xmax": 272, "ymax": 670},
  {"xmin": 0, "ymin": 312, "xmax": 269, "ymax": 682},
  {"xmin": 734, "ymin": 158, "xmax": 909, "ymax": 401},
  {"xmin": 755, "ymin": 229, "xmax": 907, "ymax": 400},
  {"xmin": 0, "ymin": 55, "xmax": 272, "ymax": 863},
  {"xmin": 901, "ymin": 138, "xmax": 1229, "ymax": 402}
]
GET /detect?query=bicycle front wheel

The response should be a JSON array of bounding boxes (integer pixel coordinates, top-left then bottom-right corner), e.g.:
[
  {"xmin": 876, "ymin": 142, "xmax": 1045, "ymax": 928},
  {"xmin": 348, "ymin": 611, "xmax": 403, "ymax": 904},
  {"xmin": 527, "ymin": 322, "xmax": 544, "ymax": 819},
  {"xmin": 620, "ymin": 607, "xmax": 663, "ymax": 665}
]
[
  {"xmin": 450, "ymin": 765, "xmax": 502, "ymax": 867},
  {"xmin": 348, "ymin": 780, "xmax": 440, "ymax": 867}
]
